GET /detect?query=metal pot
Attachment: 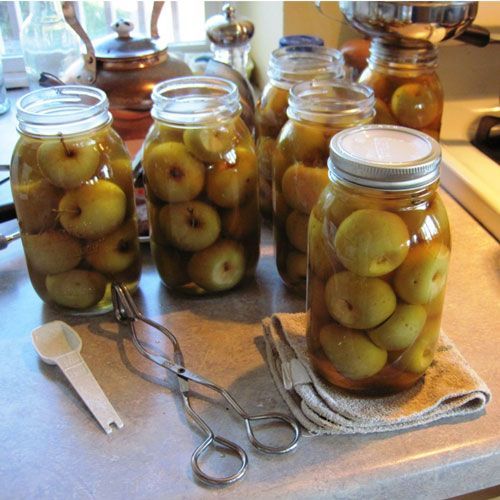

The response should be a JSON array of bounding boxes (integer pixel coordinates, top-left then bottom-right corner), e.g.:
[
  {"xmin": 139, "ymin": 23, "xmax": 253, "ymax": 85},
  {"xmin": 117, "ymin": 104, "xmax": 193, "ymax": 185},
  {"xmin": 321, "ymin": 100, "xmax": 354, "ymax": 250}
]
[
  {"xmin": 58, "ymin": 1, "xmax": 192, "ymax": 139},
  {"xmin": 337, "ymin": 1, "xmax": 479, "ymax": 45}
]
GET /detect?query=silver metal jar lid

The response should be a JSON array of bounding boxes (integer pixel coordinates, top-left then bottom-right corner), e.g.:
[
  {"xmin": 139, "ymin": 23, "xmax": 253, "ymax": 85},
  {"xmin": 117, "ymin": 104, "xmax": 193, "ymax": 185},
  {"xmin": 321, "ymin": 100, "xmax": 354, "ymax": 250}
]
[{"xmin": 328, "ymin": 124, "xmax": 441, "ymax": 190}]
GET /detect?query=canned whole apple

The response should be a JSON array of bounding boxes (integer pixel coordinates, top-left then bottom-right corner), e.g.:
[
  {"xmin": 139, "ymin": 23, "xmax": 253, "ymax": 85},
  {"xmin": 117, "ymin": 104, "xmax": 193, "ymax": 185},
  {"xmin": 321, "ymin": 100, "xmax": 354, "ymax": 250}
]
[
  {"xmin": 307, "ymin": 125, "xmax": 450, "ymax": 394},
  {"xmin": 11, "ymin": 86, "xmax": 141, "ymax": 314},
  {"xmin": 143, "ymin": 77, "xmax": 259, "ymax": 295}
]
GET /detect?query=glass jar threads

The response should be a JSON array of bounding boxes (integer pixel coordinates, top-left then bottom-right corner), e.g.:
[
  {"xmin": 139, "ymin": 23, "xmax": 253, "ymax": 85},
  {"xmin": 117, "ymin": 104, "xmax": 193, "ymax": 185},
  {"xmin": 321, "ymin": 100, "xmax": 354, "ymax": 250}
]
[
  {"xmin": 274, "ymin": 80, "xmax": 375, "ymax": 295},
  {"xmin": 11, "ymin": 85, "xmax": 141, "ymax": 314},
  {"xmin": 143, "ymin": 76, "xmax": 259, "ymax": 294},
  {"xmin": 358, "ymin": 39, "xmax": 443, "ymax": 140},
  {"xmin": 256, "ymin": 46, "xmax": 345, "ymax": 219},
  {"xmin": 307, "ymin": 125, "xmax": 450, "ymax": 394}
]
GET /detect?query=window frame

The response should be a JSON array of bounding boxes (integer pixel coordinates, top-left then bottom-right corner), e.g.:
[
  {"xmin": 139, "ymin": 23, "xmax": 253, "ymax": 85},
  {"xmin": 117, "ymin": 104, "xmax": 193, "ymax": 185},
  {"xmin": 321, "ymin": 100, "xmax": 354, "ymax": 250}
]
[{"xmin": 2, "ymin": 1, "xmax": 224, "ymax": 88}]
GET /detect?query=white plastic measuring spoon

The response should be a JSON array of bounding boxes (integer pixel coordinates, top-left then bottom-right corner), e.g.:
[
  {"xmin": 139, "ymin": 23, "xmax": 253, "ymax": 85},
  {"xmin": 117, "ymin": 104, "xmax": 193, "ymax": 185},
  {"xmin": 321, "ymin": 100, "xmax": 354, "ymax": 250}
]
[{"xmin": 32, "ymin": 320, "xmax": 123, "ymax": 434}]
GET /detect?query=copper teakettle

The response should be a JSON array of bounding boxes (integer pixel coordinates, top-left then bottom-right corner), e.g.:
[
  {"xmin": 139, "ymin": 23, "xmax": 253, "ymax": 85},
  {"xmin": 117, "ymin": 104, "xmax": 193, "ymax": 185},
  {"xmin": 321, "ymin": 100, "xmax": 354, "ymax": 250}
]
[{"xmin": 57, "ymin": 1, "xmax": 192, "ymax": 139}]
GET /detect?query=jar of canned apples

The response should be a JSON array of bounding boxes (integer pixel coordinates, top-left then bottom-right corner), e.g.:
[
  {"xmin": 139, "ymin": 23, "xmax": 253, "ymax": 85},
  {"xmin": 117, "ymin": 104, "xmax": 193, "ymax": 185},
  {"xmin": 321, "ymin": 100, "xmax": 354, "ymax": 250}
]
[
  {"xmin": 11, "ymin": 86, "xmax": 141, "ymax": 314},
  {"xmin": 307, "ymin": 125, "xmax": 450, "ymax": 394},
  {"xmin": 358, "ymin": 39, "xmax": 443, "ymax": 140},
  {"xmin": 273, "ymin": 80, "xmax": 375, "ymax": 295},
  {"xmin": 143, "ymin": 76, "xmax": 259, "ymax": 294},
  {"xmin": 256, "ymin": 45, "xmax": 345, "ymax": 219}
]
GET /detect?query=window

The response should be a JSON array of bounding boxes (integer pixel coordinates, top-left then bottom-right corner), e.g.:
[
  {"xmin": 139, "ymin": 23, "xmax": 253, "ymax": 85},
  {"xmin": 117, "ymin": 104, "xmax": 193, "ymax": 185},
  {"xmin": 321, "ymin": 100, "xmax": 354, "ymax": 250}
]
[{"xmin": 0, "ymin": 1, "xmax": 222, "ymax": 87}]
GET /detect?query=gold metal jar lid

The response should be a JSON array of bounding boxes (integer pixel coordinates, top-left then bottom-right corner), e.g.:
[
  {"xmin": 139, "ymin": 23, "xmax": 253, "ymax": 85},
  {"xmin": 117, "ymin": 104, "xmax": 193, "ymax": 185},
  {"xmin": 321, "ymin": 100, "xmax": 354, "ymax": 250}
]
[{"xmin": 328, "ymin": 124, "xmax": 441, "ymax": 190}]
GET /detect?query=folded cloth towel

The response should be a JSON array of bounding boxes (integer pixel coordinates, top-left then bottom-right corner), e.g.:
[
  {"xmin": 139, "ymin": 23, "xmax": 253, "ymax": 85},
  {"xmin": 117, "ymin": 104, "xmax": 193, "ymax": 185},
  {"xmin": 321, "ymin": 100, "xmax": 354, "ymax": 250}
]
[{"xmin": 262, "ymin": 313, "xmax": 491, "ymax": 435}]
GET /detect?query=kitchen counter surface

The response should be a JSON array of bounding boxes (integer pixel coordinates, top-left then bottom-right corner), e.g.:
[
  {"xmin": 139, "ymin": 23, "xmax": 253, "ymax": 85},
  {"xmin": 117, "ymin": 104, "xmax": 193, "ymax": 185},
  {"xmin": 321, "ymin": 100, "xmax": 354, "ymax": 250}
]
[{"xmin": 0, "ymin": 190, "xmax": 499, "ymax": 499}]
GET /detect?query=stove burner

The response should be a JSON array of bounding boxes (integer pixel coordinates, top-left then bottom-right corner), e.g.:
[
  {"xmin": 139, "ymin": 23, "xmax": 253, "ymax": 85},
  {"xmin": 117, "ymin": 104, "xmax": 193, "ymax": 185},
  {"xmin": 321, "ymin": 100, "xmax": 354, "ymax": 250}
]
[{"xmin": 471, "ymin": 115, "xmax": 500, "ymax": 165}]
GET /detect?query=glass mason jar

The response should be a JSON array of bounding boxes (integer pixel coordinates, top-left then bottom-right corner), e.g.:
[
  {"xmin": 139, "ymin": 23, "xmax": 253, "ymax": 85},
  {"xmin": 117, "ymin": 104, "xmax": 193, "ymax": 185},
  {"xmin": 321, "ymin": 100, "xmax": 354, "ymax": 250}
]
[
  {"xmin": 11, "ymin": 86, "xmax": 141, "ymax": 314},
  {"xmin": 358, "ymin": 39, "xmax": 443, "ymax": 141},
  {"xmin": 274, "ymin": 80, "xmax": 375, "ymax": 296},
  {"xmin": 255, "ymin": 46, "xmax": 344, "ymax": 219},
  {"xmin": 143, "ymin": 76, "xmax": 259, "ymax": 295},
  {"xmin": 307, "ymin": 125, "xmax": 451, "ymax": 394}
]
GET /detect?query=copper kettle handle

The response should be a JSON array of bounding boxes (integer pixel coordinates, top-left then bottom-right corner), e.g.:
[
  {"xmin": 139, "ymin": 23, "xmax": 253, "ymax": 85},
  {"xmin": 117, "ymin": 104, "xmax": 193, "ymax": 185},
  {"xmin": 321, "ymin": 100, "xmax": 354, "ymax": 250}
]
[
  {"xmin": 150, "ymin": 1, "xmax": 164, "ymax": 40},
  {"xmin": 62, "ymin": 1, "xmax": 97, "ymax": 84},
  {"xmin": 314, "ymin": 0, "xmax": 346, "ymax": 24}
]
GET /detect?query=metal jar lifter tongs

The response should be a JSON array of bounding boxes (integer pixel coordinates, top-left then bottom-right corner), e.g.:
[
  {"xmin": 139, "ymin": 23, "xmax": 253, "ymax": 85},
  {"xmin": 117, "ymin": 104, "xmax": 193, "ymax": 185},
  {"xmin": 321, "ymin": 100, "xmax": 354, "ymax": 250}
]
[{"xmin": 111, "ymin": 283, "xmax": 300, "ymax": 486}]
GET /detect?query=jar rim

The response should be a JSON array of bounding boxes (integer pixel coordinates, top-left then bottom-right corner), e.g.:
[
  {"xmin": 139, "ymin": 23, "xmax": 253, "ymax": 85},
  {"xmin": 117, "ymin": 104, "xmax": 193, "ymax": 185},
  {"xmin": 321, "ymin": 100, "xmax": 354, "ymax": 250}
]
[
  {"xmin": 328, "ymin": 124, "xmax": 441, "ymax": 191},
  {"xmin": 368, "ymin": 38, "xmax": 438, "ymax": 70},
  {"xmin": 268, "ymin": 46, "xmax": 345, "ymax": 89},
  {"xmin": 151, "ymin": 76, "xmax": 241, "ymax": 126},
  {"xmin": 287, "ymin": 79, "xmax": 375, "ymax": 125},
  {"xmin": 16, "ymin": 85, "xmax": 111, "ymax": 136}
]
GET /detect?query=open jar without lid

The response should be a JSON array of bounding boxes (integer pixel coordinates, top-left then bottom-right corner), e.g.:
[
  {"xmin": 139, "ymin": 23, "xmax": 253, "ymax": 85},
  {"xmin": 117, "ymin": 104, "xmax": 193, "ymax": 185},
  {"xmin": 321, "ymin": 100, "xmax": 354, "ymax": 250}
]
[
  {"xmin": 256, "ymin": 46, "xmax": 345, "ymax": 219},
  {"xmin": 143, "ymin": 76, "xmax": 259, "ymax": 295},
  {"xmin": 150, "ymin": 76, "xmax": 241, "ymax": 126},
  {"xmin": 272, "ymin": 80, "xmax": 375, "ymax": 296},
  {"xmin": 267, "ymin": 46, "xmax": 345, "ymax": 90},
  {"xmin": 11, "ymin": 85, "xmax": 141, "ymax": 314},
  {"xmin": 307, "ymin": 124, "xmax": 450, "ymax": 394},
  {"xmin": 358, "ymin": 38, "xmax": 443, "ymax": 140}
]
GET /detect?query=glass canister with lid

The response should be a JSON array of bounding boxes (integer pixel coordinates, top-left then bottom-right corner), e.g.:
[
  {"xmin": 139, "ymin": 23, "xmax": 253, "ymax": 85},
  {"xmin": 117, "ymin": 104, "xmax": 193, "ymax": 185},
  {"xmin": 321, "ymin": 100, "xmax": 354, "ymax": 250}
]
[
  {"xmin": 255, "ymin": 46, "xmax": 345, "ymax": 219},
  {"xmin": 11, "ymin": 85, "xmax": 141, "ymax": 314},
  {"xmin": 358, "ymin": 39, "xmax": 444, "ymax": 140},
  {"xmin": 307, "ymin": 125, "xmax": 451, "ymax": 394},
  {"xmin": 143, "ymin": 76, "xmax": 259, "ymax": 295},
  {"xmin": 206, "ymin": 3, "xmax": 255, "ymax": 79},
  {"xmin": 274, "ymin": 80, "xmax": 375, "ymax": 295}
]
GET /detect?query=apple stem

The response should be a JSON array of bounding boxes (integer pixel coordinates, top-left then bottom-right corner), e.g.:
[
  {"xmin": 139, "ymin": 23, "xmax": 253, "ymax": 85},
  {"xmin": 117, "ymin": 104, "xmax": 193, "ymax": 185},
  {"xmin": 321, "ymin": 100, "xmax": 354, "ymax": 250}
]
[
  {"xmin": 186, "ymin": 207, "xmax": 200, "ymax": 229},
  {"xmin": 58, "ymin": 134, "xmax": 73, "ymax": 157},
  {"xmin": 56, "ymin": 208, "xmax": 81, "ymax": 215}
]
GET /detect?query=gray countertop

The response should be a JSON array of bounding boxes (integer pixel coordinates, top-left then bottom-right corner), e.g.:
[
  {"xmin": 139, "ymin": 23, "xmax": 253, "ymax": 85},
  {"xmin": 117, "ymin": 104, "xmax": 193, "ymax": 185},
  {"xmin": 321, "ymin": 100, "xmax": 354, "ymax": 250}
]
[{"xmin": 0, "ymin": 190, "xmax": 499, "ymax": 499}]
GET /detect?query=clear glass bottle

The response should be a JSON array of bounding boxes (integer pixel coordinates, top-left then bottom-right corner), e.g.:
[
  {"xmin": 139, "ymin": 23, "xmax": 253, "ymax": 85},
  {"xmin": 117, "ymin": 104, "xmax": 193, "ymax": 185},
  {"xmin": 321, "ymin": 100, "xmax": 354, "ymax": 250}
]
[
  {"xmin": 274, "ymin": 80, "xmax": 375, "ymax": 296},
  {"xmin": 0, "ymin": 50, "xmax": 10, "ymax": 115},
  {"xmin": 256, "ymin": 46, "xmax": 345, "ymax": 219},
  {"xmin": 11, "ymin": 85, "xmax": 141, "ymax": 314},
  {"xmin": 143, "ymin": 76, "xmax": 259, "ymax": 295},
  {"xmin": 20, "ymin": 1, "xmax": 81, "ymax": 90},
  {"xmin": 358, "ymin": 39, "xmax": 443, "ymax": 141},
  {"xmin": 307, "ymin": 124, "xmax": 450, "ymax": 394}
]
